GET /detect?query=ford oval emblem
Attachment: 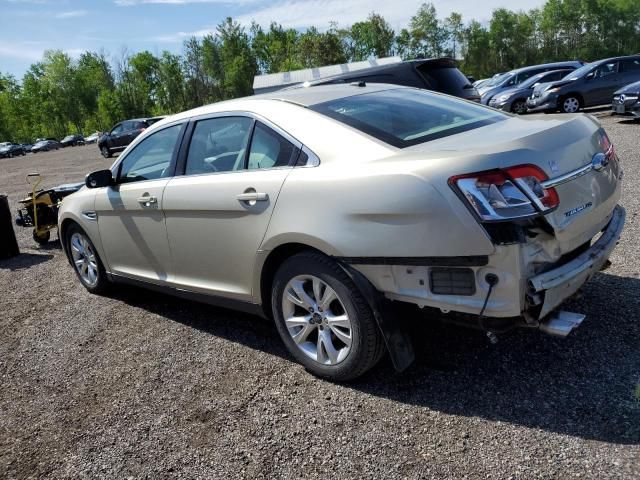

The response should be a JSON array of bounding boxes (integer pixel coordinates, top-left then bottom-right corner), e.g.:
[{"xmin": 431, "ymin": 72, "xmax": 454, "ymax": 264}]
[{"xmin": 592, "ymin": 152, "xmax": 608, "ymax": 172}]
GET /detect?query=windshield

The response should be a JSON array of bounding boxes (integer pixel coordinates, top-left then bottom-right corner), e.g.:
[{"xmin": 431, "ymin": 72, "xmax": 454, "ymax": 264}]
[
  {"xmin": 310, "ymin": 88, "xmax": 506, "ymax": 148},
  {"xmin": 563, "ymin": 63, "xmax": 595, "ymax": 80},
  {"xmin": 63, "ymin": 136, "xmax": 74, "ymax": 141},
  {"xmin": 484, "ymin": 73, "xmax": 510, "ymax": 87}
]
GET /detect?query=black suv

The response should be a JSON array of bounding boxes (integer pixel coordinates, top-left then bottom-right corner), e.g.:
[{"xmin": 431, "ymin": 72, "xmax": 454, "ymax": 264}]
[
  {"xmin": 293, "ymin": 58, "xmax": 481, "ymax": 102},
  {"xmin": 98, "ymin": 116, "xmax": 165, "ymax": 158},
  {"xmin": 528, "ymin": 55, "xmax": 640, "ymax": 113}
]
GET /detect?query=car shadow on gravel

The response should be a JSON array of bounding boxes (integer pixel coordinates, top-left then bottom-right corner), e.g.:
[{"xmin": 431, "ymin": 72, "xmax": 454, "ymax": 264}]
[
  {"xmin": 354, "ymin": 271, "xmax": 640, "ymax": 446},
  {"xmin": 106, "ymin": 271, "xmax": 639, "ymax": 446},
  {"xmin": 0, "ymin": 252, "xmax": 54, "ymax": 270}
]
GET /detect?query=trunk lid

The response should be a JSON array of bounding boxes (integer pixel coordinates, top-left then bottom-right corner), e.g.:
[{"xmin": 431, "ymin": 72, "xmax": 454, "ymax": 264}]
[{"xmin": 405, "ymin": 114, "xmax": 622, "ymax": 253}]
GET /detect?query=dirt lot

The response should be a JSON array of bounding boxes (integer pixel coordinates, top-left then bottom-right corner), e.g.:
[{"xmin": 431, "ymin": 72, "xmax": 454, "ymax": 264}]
[{"xmin": 1, "ymin": 114, "xmax": 639, "ymax": 479}]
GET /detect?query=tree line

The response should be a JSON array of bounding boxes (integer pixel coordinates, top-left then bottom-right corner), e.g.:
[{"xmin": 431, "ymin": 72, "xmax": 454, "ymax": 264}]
[{"xmin": 0, "ymin": 0, "xmax": 638, "ymax": 143}]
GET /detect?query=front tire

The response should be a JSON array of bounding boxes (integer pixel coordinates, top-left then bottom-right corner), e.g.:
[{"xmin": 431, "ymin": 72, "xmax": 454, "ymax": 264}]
[
  {"xmin": 560, "ymin": 95, "xmax": 581, "ymax": 113},
  {"xmin": 66, "ymin": 224, "xmax": 108, "ymax": 294},
  {"xmin": 101, "ymin": 145, "xmax": 111, "ymax": 158},
  {"xmin": 271, "ymin": 252, "xmax": 385, "ymax": 381},
  {"xmin": 511, "ymin": 99, "xmax": 527, "ymax": 114}
]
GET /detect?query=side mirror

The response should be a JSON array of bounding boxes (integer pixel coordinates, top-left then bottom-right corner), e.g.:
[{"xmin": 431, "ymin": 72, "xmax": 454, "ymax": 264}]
[
  {"xmin": 585, "ymin": 72, "xmax": 595, "ymax": 80},
  {"xmin": 85, "ymin": 169, "xmax": 113, "ymax": 188}
]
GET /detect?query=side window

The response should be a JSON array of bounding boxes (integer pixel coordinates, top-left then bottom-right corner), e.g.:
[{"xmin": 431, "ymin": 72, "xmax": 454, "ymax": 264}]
[
  {"xmin": 111, "ymin": 124, "xmax": 123, "ymax": 135},
  {"xmin": 594, "ymin": 62, "xmax": 617, "ymax": 78},
  {"xmin": 123, "ymin": 121, "xmax": 137, "ymax": 132},
  {"xmin": 247, "ymin": 122, "xmax": 298, "ymax": 170},
  {"xmin": 620, "ymin": 59, "xmax": 640, "ymax": 72},
  {"xmin": 118, "ymin": 124, "xmax": 182, "ymax": 184},
  {"xmin": 185, "ymin": 117, "xmax": 252, "ymax": 175}
]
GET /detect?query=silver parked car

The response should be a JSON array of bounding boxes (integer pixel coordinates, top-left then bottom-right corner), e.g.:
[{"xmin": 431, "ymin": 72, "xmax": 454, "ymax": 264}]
[
  {"xmin": 478, "ymin": 61, "xmax": 584, "ymax": 105},
  {"xmin": 59, "ymin": 84, "xmax": 625, "ymax": 380},
  {"xmin": 488, "ymin": 69, "xmax": 573, "ymax": 113}
]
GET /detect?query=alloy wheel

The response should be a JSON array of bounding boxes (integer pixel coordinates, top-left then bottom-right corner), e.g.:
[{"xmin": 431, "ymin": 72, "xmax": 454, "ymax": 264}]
[
  {"xmin": 512, "ymin": 100, "xmax": 527, "ymax": 114},
  {"xmin": 282, "ymin": 275, "xmax": 352, "ymax": 366},
  {"xmin": 70, "ymin": 232, "xmax": 99, "ymax": 287}
]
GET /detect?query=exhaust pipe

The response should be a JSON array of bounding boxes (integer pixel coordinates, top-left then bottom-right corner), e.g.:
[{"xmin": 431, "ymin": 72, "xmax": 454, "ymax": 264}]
[{"xmin": 539, "ymin": 311, "xmax": 586, "ymax": 337}]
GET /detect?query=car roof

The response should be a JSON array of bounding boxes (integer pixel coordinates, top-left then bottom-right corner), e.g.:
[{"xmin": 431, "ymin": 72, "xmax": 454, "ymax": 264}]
[
  {"xmin": 509, "ymin": 60, "xmax": 583, "ymax": 74},
  {"xmin": 251, "ymin": 82, "xmax": 401, "ymax": 107},
  {"xmin": 593, "ymin": 55, "xmax": 640, "ymax": 64},
  {"xmin": 149, "ymin": 83, "xmax": 415, "ymax": 135}
]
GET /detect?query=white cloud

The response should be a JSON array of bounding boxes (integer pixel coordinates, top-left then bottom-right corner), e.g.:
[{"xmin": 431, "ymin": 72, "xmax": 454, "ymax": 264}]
[
  {"xmin": 235, "ymin": 0, "xmax": 544, "ymax": 30},
  {"xmin": 0, "ymin": 44, "xmax": 45, "ymax": 61},
  {"xmin": 55, "ymin": 10, "xmax": 88, "ymax": 19},
  {"xmin": 150, "ymin": 27, "xmax": 217, "ymax": 42}
]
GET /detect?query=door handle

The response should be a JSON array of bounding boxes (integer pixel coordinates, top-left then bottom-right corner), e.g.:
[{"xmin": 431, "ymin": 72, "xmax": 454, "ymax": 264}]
[
  {"xmin": 137, "ymin": 195, "xmax": 157, "ymax": 206},
  {"xmin": 236, "ymin": 192, "xmax": 269, "ymax": 202}
]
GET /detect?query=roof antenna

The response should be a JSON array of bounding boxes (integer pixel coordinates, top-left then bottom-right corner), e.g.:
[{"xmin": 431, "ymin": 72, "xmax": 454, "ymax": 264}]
[{"xmin": 350, "ymin": 81, "xmax": 366, "ymax": 87}]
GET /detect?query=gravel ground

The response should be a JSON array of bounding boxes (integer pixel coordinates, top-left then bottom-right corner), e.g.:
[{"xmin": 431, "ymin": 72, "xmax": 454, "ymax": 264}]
[{"xmin": 0, "ymin": 115, "xmax": 639, "ymax": 479}]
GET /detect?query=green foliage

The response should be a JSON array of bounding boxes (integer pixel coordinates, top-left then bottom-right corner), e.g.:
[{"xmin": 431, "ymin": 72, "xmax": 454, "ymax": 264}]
[
  {"xmin": 342, "ymin": 13, "xmax": 395, "ymax": 61},
  {"xmin": 1, "ymin": 0, "xmax": 639, "ymax": 142}
]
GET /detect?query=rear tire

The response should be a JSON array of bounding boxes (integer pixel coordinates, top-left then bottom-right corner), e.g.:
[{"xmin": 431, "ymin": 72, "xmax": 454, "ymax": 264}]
[{"xmin": 271, "ymin": 251, "xmax": 385, "ymax": 381}]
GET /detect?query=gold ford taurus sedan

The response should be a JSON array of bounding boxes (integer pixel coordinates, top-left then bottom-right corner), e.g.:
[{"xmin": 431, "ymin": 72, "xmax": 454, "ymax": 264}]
[{"xmin": 59, "ymin": 84, "xmax": 625, "ymax": 380}]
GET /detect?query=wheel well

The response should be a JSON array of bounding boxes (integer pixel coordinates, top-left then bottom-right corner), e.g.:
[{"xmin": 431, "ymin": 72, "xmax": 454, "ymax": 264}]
[
  {"xmin": 561, "ymin": 92, "xmax": 584, "ymax": 105},
  {"xmin": 59, "ymin": 218, "xmax": 78, "ymax": 261},
  {"xmin": 259, "ymin": 243, "xmax": 325, "ymax": 318}
]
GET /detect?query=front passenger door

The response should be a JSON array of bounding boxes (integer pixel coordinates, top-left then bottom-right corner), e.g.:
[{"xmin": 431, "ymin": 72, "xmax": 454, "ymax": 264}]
[
  {"xmin": 163, "ymin": 116, "xmax": 300, "ymax": 301},
  {"xmin": 95, "ymin": 123, "xmax": 184, "ymax": 284}
]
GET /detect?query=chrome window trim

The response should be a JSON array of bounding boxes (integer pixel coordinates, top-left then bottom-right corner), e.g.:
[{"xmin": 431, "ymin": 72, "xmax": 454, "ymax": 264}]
[
  {"xmin": 110, "ymin": 119, "xmax": 187, "ymax": 177},
  {"xmin": 188, "ymin": 110, "xmax": 303, "ymax": 150},
  {"xmin": 180, "ymin": 110, "xmax": 321, "ymax": 176}
]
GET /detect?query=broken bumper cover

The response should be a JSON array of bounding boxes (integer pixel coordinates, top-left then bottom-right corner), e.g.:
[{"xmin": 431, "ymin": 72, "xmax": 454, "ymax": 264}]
[{"xmin": 528, "ymin": 205, "xmax": 625, "ymax": 318}]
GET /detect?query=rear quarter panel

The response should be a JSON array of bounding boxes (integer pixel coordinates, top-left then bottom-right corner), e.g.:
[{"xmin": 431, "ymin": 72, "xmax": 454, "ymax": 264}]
[{"xmin": 261, "ymin": 157, "xmax": 495, "ymax": 258}]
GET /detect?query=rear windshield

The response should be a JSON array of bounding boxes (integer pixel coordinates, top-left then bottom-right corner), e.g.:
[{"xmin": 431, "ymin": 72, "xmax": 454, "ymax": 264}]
[
  {"xmin": 310, "ymin": 88, "xmax": 506, "ymax": 148},
  {"xmin": 418, "ymin": 66, "xmax": 472, "ymax": 95}
]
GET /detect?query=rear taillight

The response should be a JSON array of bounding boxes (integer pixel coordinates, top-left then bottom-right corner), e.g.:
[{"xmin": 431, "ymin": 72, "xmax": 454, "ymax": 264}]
[
  {"xmin": 599, "ymin": 131, "xmax": 615, "ymax": 160},
  {"xmin": 449, "ymin": 164, "xmax": 559, "ymax": 222}
]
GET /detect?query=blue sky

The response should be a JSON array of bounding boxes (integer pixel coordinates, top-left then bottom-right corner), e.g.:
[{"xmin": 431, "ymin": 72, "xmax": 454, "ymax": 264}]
[{"xmin": 1, "ymin": 0, "xmax": 544, "ymax": 78}]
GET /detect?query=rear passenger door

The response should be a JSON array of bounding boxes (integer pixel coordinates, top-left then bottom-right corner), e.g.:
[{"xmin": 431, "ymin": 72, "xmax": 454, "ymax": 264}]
[
  {"xmin": 618, "ymin": 58, "xmax": 640, "ymax": 87},
  {"xmin": 585, "ymin": 61, "xmax": 619, "ymax": 105},
  {"xmin": 163, "ymin": 115, "xmax": 301, "ymax": 301}
]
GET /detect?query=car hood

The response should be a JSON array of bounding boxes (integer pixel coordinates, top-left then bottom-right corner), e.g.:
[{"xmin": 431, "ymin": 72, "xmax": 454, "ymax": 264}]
[
  {"xmin": 494, "ymin": 86, "xmax": 529, "ymax": 99},
  {"xmin": 615, "ymin": 80, "xmax": 640, "ymax": 95},
  {"xmin": 478, "ymin": 85, "xmax": 500, "ymax": 97},
  {"xmin": 533, "ymin": 79, "xmax": 574, "ymax": 95}
]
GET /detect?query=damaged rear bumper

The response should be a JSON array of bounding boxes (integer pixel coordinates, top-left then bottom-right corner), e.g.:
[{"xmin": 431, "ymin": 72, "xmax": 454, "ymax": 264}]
[{"xmin": 528, "ymin": 205, "xmax": 625, "ymax": 319}]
